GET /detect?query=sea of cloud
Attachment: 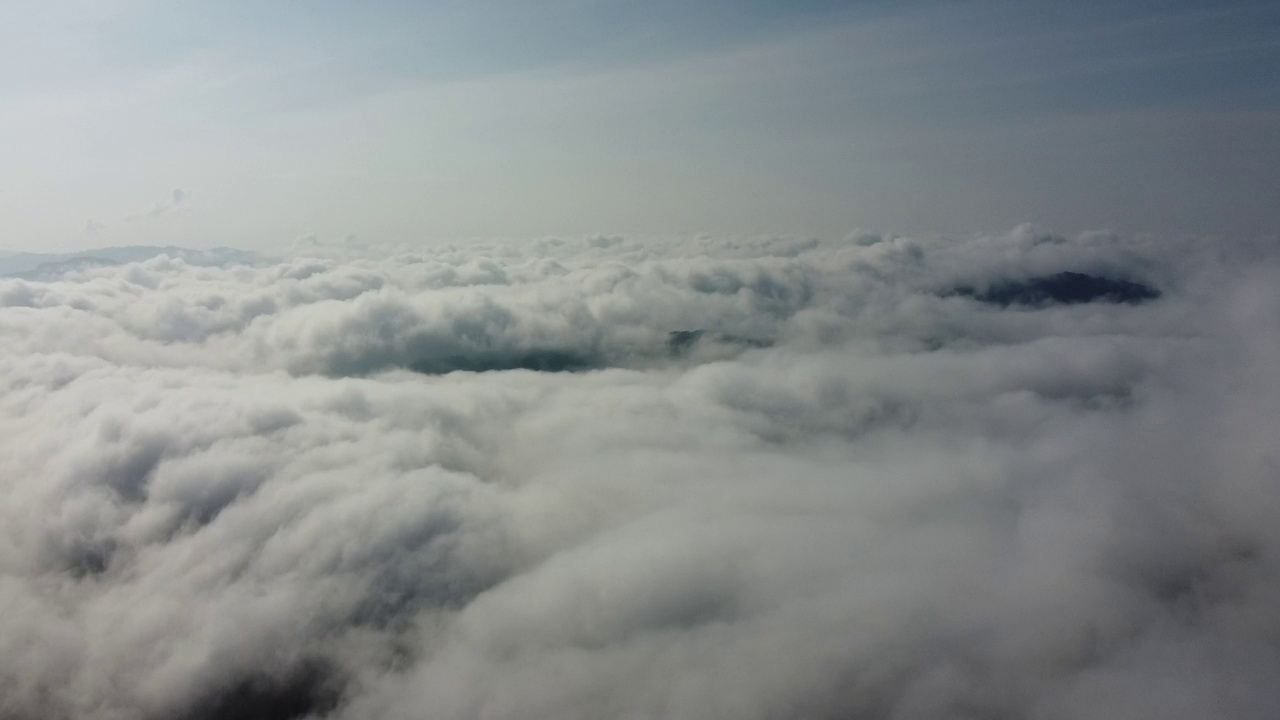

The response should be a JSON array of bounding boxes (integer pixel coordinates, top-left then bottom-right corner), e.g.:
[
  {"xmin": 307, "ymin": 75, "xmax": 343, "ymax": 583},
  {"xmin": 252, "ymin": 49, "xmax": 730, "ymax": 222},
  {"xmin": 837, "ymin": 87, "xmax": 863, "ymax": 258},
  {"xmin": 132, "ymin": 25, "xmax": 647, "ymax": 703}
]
[{"xmin": 1, "ymin": 225, "xmax": 1277, "ymax": 720}]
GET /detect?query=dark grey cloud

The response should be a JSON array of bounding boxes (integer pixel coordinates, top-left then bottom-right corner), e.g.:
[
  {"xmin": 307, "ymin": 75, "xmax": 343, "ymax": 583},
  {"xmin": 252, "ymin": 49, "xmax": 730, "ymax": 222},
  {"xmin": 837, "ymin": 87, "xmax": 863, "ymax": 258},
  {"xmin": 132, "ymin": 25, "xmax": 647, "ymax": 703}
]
[{"xmin": 0, "ymin": 227, "xmax": 1277, "ymax": 719}]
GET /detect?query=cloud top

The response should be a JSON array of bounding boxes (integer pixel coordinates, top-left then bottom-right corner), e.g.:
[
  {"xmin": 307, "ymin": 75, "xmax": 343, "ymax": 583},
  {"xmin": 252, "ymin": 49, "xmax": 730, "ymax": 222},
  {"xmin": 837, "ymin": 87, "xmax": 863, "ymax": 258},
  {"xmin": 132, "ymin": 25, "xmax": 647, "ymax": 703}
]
[{"xmin": 0, "ymin": 227, "xmax": 1277, "ymax": 720}]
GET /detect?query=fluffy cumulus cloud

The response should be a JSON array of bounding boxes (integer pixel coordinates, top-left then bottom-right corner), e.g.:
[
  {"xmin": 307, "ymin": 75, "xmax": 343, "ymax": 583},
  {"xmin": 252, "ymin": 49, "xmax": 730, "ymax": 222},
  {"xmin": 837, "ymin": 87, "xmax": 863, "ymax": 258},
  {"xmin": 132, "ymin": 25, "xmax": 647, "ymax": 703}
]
[{"xmin": 1, "ymin": 226, "xmax": 1278, "ymax": 720}]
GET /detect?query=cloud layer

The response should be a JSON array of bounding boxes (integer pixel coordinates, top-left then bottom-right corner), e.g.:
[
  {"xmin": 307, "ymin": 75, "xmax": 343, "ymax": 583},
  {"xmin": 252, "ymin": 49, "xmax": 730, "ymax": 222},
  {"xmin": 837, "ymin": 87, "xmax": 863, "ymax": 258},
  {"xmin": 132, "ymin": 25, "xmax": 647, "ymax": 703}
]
[{"xmin": 1, "ymin": 226, "xmax": 1277, "ymax": 720}]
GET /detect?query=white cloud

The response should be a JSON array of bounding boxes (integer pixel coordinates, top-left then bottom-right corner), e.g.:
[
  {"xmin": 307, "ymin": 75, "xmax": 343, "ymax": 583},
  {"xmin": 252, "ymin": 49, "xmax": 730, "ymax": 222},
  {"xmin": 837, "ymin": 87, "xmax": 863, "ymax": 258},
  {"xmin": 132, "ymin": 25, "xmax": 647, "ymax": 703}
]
[{"xmin": 0, "ymin": 228, "xmax": 1277, "ymax": 719}]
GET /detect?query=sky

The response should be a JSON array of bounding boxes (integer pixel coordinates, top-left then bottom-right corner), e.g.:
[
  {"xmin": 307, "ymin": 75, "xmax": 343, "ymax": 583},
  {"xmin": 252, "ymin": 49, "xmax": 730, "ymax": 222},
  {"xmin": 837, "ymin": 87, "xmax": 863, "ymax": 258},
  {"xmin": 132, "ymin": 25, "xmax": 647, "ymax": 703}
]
[{"xmin": 3, "ymin": 0, "xmax": 1280, "ymax": 250}]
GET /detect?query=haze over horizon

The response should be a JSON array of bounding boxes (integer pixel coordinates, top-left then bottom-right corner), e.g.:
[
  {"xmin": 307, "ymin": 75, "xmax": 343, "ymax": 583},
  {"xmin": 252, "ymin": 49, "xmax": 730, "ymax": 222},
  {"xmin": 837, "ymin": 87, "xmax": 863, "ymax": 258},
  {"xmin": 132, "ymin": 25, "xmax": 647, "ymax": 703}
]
[{"xmin": 4, "ymin": 0, "xmax": 1280, "ymax": 253}]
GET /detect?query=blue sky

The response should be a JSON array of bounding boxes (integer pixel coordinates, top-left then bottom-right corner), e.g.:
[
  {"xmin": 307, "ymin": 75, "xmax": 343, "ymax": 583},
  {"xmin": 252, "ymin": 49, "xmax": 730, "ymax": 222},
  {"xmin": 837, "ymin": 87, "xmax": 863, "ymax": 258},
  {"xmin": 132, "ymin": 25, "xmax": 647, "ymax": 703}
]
[{"xmin": 3, "ymin": 0, "xmax": 1278, "ymax": 251}]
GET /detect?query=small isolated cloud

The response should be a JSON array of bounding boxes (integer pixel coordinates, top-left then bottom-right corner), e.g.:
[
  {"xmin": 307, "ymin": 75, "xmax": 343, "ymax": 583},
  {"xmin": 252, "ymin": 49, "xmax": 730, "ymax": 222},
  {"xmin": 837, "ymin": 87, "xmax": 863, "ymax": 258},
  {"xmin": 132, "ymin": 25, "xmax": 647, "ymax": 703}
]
[
  {"xmin": 82, "ymin": 219, "xmax": 107, "ymax": 234},
  {"xmin": 141, "ymin": 187, "xmax": 191, "ymax": 219},
  {"xmin": 0, "ymin": 228, "xmax": 1277, "ymax": 720},
  {"xmin": 289, "ymin": 232, "xmax": 369, "ymax": 259}
]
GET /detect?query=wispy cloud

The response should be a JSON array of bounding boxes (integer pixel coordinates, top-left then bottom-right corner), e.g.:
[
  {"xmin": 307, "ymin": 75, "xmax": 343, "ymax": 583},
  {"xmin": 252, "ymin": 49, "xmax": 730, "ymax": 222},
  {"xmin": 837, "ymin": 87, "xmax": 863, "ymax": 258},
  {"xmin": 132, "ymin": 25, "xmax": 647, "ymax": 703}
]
[
  {"xmin": 148, "ymin": 187, "xmax": 189, "ymax": 217},
  {"xmin": 81, "ymin": 218, "xmax": 108, "ymax": 234},
  {"xmin": 124, "ymin": 187, "xmax": 191, "ymax": 222}
]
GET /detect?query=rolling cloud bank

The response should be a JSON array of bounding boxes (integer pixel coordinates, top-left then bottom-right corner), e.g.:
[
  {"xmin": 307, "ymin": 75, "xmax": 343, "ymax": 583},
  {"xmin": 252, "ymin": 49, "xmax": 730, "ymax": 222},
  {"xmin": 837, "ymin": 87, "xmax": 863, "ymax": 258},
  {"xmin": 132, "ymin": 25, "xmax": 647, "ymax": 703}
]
[{"xmin": 1, "ymin": 226, "xmax": 1278, "ymax": 719}]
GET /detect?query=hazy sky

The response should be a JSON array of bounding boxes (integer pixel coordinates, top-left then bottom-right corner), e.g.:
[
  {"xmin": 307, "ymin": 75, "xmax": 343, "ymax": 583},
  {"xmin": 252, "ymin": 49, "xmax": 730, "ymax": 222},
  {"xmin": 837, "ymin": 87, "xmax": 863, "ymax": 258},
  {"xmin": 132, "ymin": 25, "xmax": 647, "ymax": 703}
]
[{"xmin": 3, "ymin": 0, "xmax": 1279, "ymax": 252}]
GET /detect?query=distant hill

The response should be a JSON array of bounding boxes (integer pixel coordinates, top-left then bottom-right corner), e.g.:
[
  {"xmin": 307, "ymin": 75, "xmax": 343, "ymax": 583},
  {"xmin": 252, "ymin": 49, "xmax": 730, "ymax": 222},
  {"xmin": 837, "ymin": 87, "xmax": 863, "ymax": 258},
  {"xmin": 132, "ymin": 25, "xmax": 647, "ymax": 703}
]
[
  {"xmin": 0, "ymin": 246, "xmax": 262, "ymax": 278},
  {"xmin": 951, "ymin": 271, "xmax": 1160, "ymax": 307}
]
